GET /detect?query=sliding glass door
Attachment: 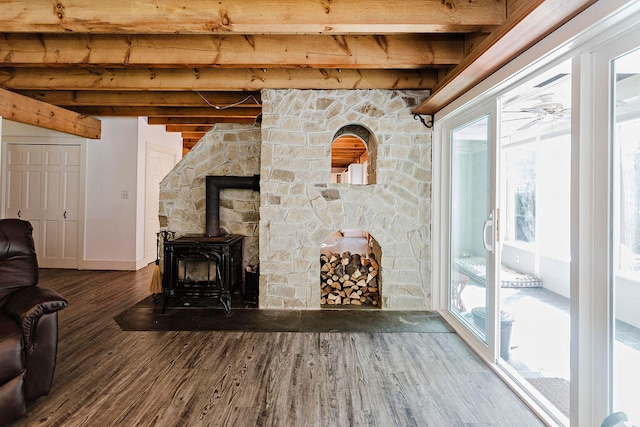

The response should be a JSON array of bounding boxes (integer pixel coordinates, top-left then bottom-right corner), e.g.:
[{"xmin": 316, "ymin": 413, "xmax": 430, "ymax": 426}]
[
  {"xmin": 445, "ymin": 61, "xmax": 574, "ymax": 424},
  {"xmin": 497, "ymin": 61, "xmax": 573, "ymax": 422},
  {"xmin": 598, "ymin": 29, "xmax": 640, "ymax": 426},
  {"xmin": 449, "ymin": 114, "xmax": 492, "ymax": 344},
  {"xmin": 437, "ymin": 4, "xmax": 640, "ymax": 426}
]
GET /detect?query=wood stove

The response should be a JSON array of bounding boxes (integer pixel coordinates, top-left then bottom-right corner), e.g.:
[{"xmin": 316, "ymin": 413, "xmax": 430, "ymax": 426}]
[{"xmin": 162, "ymin": 234, "xmax": 243, "ymax": 313}]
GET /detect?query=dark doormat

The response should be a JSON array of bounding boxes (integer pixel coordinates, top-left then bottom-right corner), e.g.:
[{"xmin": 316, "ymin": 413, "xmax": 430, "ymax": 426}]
[
  {"xmin": 526, "ymin": 377, "xmax": 570, "ymax": 418},
  {"xmin": 115, "ymin": 295, "xmax": 454, "ymax": 333}
]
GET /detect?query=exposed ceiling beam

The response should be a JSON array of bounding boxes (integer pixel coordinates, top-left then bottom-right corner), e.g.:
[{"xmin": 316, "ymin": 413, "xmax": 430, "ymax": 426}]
[
  {"xmin": 0, "ymin": 34, "xmax": 465, "ymax": 69},
  {"xmin": 166, "ymin": 125, "xmax": 214, "ymax": 133},
  {"xmin": 0, "ymin": 87, "xmax": 101, "ymax": 139},
  {"xmin": 0, "ymin": 0, "xmax": 505, "ymax": 34},
  {"xmin": 414, "ymin": 0, "xmax": 597, "ymax": 114},
  {"xmin": 181, "ymin": 131, "xmax": 207, "ymax": 139},
  {"xmin": 13, "ymin": 90, "xmax": 261, "ymax": 108},
  {"xmin": 147, "ymin": 117, "xmax": 257, "ymax": 125},
  {"xmin": 0, "ymin": 68, "xmax": 437, "ymax": 91},
  {"xmin": 182, "ymin": 138, "xmax": 203, "ymax": 146},
  {"xmin": 69, "ymin": 106, "xmax": 262, "ymax": 117}
]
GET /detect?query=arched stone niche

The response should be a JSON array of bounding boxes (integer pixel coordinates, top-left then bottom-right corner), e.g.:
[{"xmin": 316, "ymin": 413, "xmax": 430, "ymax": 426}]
[{"xmin": 330, "ymin": 124, "xmax": 377, "ymax": 185}]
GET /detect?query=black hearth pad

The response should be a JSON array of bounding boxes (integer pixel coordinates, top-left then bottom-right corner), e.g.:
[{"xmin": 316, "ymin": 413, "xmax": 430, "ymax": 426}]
[{"xmin": 115, "ymin": 297, "xmax": 453, "ymax": 333}]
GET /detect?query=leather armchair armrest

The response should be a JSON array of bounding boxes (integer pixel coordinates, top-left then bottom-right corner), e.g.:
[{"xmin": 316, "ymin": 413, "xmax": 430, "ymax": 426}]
[{"xmin": 4, "ymin": 287, "xmax": 68, "ymax": 352}]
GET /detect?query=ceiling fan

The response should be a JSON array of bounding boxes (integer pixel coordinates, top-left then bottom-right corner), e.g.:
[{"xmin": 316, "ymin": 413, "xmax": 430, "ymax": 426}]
[{"xmin": 504, "ymin": 94, "xmax": 571, "ymax": 131}]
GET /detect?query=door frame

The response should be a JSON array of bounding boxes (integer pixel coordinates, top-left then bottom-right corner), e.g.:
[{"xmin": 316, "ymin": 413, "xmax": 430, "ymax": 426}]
[
  {"xmin": 144, "ymin": 141, "xmax": 178, "ymax": 265},
  {"xmin": 435, "ymin": 101, "xmax": 500, "ymax": 362},
  {"xmin": 591, "ymin": 23, "xmax": 640, "ymax": 423},
  {"xmin": 1, "ymin": 135, "xmax": 87, "ymax": 268}
]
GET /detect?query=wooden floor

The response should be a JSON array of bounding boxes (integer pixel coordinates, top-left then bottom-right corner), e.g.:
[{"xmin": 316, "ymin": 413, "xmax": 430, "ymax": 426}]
[{"xmin": 13, "ymin": 266, "xmax": 545, "ymax": 427}]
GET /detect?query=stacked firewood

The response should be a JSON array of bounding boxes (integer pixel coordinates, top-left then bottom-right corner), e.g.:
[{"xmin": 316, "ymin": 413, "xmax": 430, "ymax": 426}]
[{"xmin": 320, "ymin": 251, "xmax": 379, "ymax": 306}]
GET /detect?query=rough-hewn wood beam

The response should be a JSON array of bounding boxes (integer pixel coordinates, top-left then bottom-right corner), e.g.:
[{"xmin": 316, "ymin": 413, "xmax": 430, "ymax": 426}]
[
  {"xmin": 0, "ymin": 0, "xmax": 505, "ymax": 34},
  {"xmin": 0, "ymin": 68, "xmax": 436, "ymax": 90},
  {"xmin": 71, "ymin": 106, "xmax": 261, "ymax": 117},
  {"xmin": 148, "ymin": 117, "xmax": 256, "ymax": 125},
  {"xmin": 181, "ymin": 131, "xmax": 207, "ymax": 139},
  {"xmin": 166, "ymin": 125, "xmax": 214, "ymax": 133},
  {"xmin": 0, "ymin": 34, "xmax": 465, "ymax": 69},
  {"xmin": 14, "ymin": 90, "xmax": 261, "ymax": 107},
  {"xmin": 182, "ymin": 138, "xmax": 203, "ymax": 146},
  {"xmin": 414, "ymin": 0, "xmax": 597, "ymax": 115},
  {"xmin": 0, "ymin": 88, "xmax": 101, "ymax": 138}
]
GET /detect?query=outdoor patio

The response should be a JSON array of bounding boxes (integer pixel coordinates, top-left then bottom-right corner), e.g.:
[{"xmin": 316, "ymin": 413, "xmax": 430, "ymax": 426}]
[{"xmin": 457, "ymin": 281, "xmax": 640, "ymax": 420}]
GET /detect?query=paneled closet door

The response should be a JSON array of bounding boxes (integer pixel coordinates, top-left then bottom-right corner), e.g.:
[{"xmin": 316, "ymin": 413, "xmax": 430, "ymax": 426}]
[{"xmin": 5, "ymin": 144, "xmax": 81, "ymax": 268}]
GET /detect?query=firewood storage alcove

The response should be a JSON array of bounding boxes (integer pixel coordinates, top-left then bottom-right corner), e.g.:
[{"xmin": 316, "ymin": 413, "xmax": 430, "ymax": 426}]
[{"xmin": 320, "ymin": 229, "xmax": 382, "ymax": 308}]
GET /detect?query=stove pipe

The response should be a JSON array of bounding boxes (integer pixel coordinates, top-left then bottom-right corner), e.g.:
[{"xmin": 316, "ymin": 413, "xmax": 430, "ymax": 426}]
[{"xmin": 206, "ymin": 175, "xmax": 260, "ymax": 237}]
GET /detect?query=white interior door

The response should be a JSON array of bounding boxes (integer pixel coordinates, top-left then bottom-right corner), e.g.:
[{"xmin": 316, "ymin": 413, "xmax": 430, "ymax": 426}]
[
  {"xmin": 144, "ymin": 145, "xmax": 178, "ymax": 264},
  {"xmin": 5, "ymin": 143, "xmax": 81, "ymax": 268}
]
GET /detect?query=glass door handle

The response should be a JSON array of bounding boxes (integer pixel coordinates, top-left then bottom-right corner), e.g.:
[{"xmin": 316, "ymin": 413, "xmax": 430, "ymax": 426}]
[{"xmin": 482, "ymin": 212, "xmax": 494, "ymax": 253}]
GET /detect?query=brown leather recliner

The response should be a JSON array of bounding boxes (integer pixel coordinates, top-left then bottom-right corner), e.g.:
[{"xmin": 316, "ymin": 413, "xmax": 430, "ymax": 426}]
[{"xmin": 0, "ymin": 219, "xmax": 68, "ymax": 426}]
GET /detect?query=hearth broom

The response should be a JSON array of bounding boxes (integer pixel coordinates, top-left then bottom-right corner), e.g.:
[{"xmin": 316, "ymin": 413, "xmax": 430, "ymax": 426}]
[{"xmin": 149, "ymin": 232, "xmax": 162, "ymax": 295}]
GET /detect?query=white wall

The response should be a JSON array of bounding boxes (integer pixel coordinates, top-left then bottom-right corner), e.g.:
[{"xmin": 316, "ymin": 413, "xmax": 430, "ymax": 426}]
[
  {"xmin": 83, "ymin": 117, "xmax": 139, "ymax": 267},
  {"xmin": 83, "ymin": 117, "xmax": 181, "ymax": 269},
  {"xmin": 1, "ymin": 116, "xmax": 182, "ymax": 270}
]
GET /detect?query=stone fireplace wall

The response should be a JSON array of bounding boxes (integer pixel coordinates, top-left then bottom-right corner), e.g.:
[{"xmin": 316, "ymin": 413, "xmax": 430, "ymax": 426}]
[
  {"xmin": 260, "ymin": 89, "xmax": 432, "ymax": 310},
  {"xmin": 159, "ymin": 123, "xmax": 261, "ymax": 268}
]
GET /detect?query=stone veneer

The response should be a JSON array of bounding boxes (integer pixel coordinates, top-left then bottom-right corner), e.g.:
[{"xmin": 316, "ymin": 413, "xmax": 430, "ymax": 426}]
[
  {"xmin": 260, "ymin": 89, "xmax": 432, "ymax": 309},
  {"xmin": 158, "ymin": 123, "xmax": 261, "ymax": 269}
]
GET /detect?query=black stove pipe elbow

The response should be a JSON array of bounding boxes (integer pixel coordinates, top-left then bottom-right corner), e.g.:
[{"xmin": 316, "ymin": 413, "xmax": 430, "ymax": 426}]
[{"xmin": 206, "ymin": 175, "xmax": 260, "ymax": 237}]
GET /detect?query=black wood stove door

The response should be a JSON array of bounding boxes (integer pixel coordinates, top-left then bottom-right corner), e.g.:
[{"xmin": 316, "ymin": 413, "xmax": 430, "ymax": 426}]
[{"xmin": 162, "ymin": 234, "xmax": 243, "ymax": 313}]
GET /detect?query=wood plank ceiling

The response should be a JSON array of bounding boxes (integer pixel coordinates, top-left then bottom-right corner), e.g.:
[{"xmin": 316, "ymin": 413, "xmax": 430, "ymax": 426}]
[{"xmin": 0, "ymin": 0, "xmax": 596, "ymax": 156}]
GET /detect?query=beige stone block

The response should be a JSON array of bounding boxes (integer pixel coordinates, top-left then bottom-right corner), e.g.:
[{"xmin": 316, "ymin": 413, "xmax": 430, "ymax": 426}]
[
  {"xmin": 271, "ymin": 169, "xmax": 295, "ymax": 182},
  {"xmin": 327, "ymin": 202, "xmax": 345, "ymax": 216},
  {"xmin": 283, "ymin": 298, "xmax": 306, "ymax": 309},
  {"xmin": 325, "ymin": 102, "xmax": 345, "ymax": 121},
  {"xmin": 304, "ymin": 145, "xmax": 329, "ymax": 160},
  {"xmin": 268, "ymin": 222, "xmax": 295, "ymax": 236},
  {"xmin": 269, "ymin": 284, "xmax": 297, "ymax": 299},
  {"xmin": 316, "ymin": 97, "xmax": 335, "ymax": 110},
  {"xmin": 259, "ymin": 205, "xmax": 279, "ymax": 220},
  {"xmin": 307, "ymin": 132, "xmax": 332, "ymax": 146},
  {"xmin": 288, "ymin": 183, "xmax": 306, "ymax": 197},
  {"xmin": 301, "ymin": 170, "xmax": 326, "ymax": 183},
  {"xmin": 269, "ymin": 236, "xmax": 297, "ymax": 254},
  {"xmin": 396, "ymin": 199, "xmax": 419, "ymax": 219},
  {"xmin": 291, "ymin": 256, "xmax": 315, "ymax": 274},
  {"xmin": 387, "ymin": 295, "xmax": 428, "ymax": 310},
  {"xmin": 284, "ymin": 208, "xmax": 315, "ymax": 224},
  {"xmin": 343, "ymin": 90, "xmax": 364, "ymax": 106},
  {"xmin": 387, "ymin": 268, "xmax": 423, "ymax": 285},
  {"xmin": 263, "ymin": 297, "xmax": 285, "ymax": 309},
  {"xmin": 391, "ymin": 256, "xmax": 421, "ymax": 271}
]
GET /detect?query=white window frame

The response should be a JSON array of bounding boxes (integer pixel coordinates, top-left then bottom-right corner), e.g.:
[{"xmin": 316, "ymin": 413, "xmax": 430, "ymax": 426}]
[{"xmin": 432, "ymin": 2, "xmax": 640, "ymax": 426}]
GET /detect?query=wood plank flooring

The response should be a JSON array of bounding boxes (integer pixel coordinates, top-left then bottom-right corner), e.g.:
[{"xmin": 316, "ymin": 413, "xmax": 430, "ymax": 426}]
[{"xmin": 12, "ymin": 266, "xmax": 545, "ymax": 427}]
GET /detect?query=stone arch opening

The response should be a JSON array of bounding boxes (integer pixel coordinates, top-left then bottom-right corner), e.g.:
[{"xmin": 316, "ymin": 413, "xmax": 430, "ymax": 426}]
[
  {"xmin": 330, "ymin": 124, "xmax": 377, "ymax": 185},
  {"xmin": 320, "ymin": 229, "xmax": 382, "ymax": 308}
]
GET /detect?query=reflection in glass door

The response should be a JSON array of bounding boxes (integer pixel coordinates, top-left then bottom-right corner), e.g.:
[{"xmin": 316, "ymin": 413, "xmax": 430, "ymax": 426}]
[
  {"xmin": 498, "ymin": 61, "xmax": 572, "ymax": 422},
  {"xmin": 450, "ymin": 115, "xmax": 490, "ymax": 342},
  {"xmin": 611, "ymin": 46, "xmax": 640, "ymax": 426}
]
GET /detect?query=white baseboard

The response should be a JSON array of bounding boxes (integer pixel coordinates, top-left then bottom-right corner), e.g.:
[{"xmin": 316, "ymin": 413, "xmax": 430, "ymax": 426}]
[{"xmin": 78, "ymin": 259, "xmax": 146, "ymax": 271}]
